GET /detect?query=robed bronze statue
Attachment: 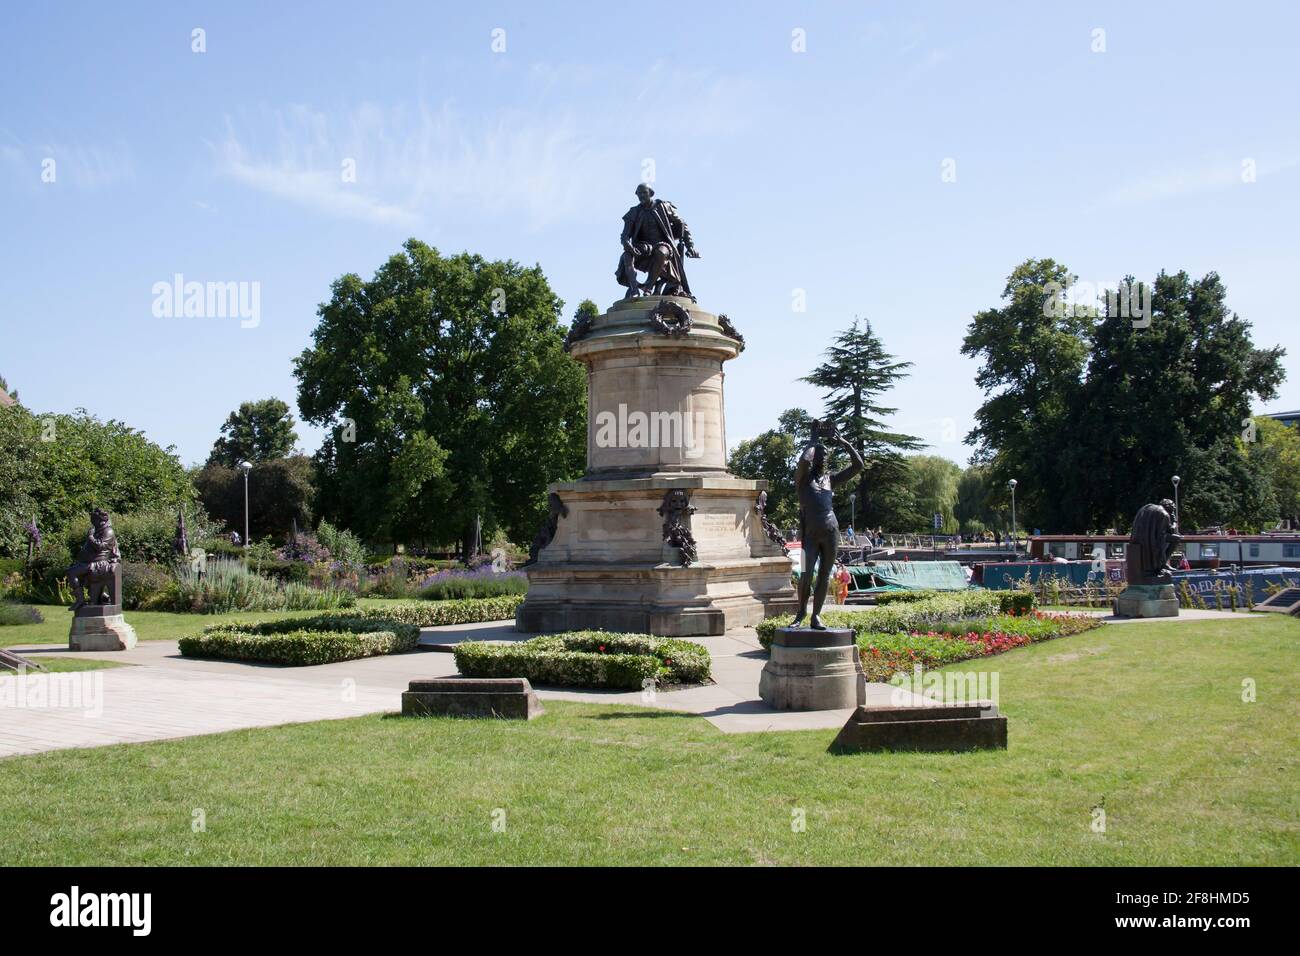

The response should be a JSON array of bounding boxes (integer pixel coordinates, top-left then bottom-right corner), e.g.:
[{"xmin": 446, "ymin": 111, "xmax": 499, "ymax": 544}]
[
  {"xmin": 616, "ymin": 183, "xmax": 699, "ymax": 300},
  {"xmin": 1125, "ymin": 499, "xmax": 1182, "ymax": 585},
  {"xmin": 792, "ymin": 421, "xmax": 863, "ymax": 629},
  {"xmin": 67, "ymin": 507, "xmax": 123, "ymax": 611}
]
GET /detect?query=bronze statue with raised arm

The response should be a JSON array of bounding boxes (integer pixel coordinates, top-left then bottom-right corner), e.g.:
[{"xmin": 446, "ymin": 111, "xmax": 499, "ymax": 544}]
[{"xmin": 791, "ymin": 421, "xmax": 863, "ymax": 630}]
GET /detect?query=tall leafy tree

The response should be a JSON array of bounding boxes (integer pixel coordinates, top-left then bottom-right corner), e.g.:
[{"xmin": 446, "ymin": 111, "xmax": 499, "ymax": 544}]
[
  {"xmin": 1249, "ymin": 416, "xmax": 1300, "ymax": 526},
  {"xmin": 801, "ymin": 318, "xmax": 922, "ymax": 529},
  {"xmin": 961, "ymin": 259, "xmax": 1093, "ymax": 530},
  {"xmin": 906, "ymin": 455, "xmax": 962, "ymax": 533},
  {"xmin": 208, "ymin": 398, "xmax": 300, "ymax": 466},
  {"xmin": 294, "ymin": 240, "xmax": 586, "ymax": 554},
  {"xmin": 1070, "ymin": 270, "xmax": 1285, "ymax": 530},
  {"xmin": 193, "ymin": 456, "xmax": 316, "ymax": 542}
]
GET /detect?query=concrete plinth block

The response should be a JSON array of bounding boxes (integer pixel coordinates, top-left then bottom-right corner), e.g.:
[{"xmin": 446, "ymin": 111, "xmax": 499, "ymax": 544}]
[
  {"xmin": 831, "ymin": 702, "xmax": 1007, "ymax": 753},
  {"xmin": 68, "ymin": 609, "xmax": 137, "ymax": 651},
  {"xmin": 401, "ymin": 677, "xmax": 544, "ymax": 720},
  {"xmin": 1113, "ymin": 583, "xmax": 1179, "ymax": 618},
  {"xmin": 758, "ymin": 627, "xmax": 866, "ymax": 711}
]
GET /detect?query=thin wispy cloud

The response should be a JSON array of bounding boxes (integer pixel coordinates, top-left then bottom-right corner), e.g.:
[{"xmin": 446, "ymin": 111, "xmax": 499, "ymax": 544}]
[
  {"xmin": 1106, "ymin": 155, "xmax": 1300, "ymax": 204},
  {"xmin": 210, "ymin": 66, "xmax": 758, "ymax": 229},
  {"xmin": 0, "ymin": 136, "xmax": 134, "ymax": 189}
]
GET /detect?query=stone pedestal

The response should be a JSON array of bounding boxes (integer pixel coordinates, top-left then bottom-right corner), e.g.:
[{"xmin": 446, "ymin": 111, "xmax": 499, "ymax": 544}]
[
  {"xmin": 402, "ymin": 677, "xmax": 543, "ymax": 720},
  {"xmin": 831, "ymin": 702, "xmax": 1007, "ymax": 753},
  {"xmin": 68, "ymin": 604, "xmax": 137, "ymax": 651},
  {"xmin": 517, "ymin": 296, "xmax": 796, "ymax": 636},
  {"xmin": 759, "ymin": 627, "xmax": 866, "ymax": 711},
  {"xmin": 1113, "ymin": 583, "xmax": 1179, "ymax": 618}
]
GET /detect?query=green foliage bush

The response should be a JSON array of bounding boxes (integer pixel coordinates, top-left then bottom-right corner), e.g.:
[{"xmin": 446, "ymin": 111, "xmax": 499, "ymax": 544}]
[
  {"xmin": 454, "ymin": 630, "xmax": 711, "ymax": 688},
  {"xmin": 999, "ymin": 591, "xmax": 1037, "ymax": 615},
  {"xmin": 164, "ymin": 557, "xmax": 355, "ymax": 614},
  {"xmin": 180, "ymin": 615, "xmax": 419, "ymax": 665},
  {"xmin": 417, "ymin": 572, "xmax": 528, "ymax": 600},
  {"xmin": 315, "ymin": 520, "xmax": 367, "ymax": 568},
  {"xmin": 121, "ymin": 562, "xmax": 175, "ymax": 611},
  {"xmin": 340, "ymin": 595, "xmax": 524, "ymax": 627},
  {"xmin": 873, "ymin": 590, "xmax": 943, "ymax": 605},
  {"xmin": 756, "ymin": 589, "xmax": 1002, "ymax": 649},
  {"xmin": 0, "ymin": 602, "xmax": 44, "ymax": 626}
]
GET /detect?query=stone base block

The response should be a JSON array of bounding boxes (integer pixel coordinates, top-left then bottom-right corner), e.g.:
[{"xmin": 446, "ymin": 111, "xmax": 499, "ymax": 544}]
[
  {"xmin": 401, "ymin": 677, "xmax": 543, "ymax": 720},
  {"xmin": 758, "ymin": 627, "xmax": 866, "ymax": 711},
  {"xmin": 1113, "ymin": 583, "xmax": 1179, "ymax": 618},
  {"xmin": 68, "ymin": 611, "xmax": 137, "ymax": 651},
  {"xmin": 831, "ymin": 702, "xmax": 1007, "ymax": 753}
]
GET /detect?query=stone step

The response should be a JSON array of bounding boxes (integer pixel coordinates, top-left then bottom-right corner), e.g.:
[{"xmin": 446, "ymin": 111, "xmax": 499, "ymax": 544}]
[{"xmin": 831, "ymin": 703, "xmax": 1007, "ymax": 753}]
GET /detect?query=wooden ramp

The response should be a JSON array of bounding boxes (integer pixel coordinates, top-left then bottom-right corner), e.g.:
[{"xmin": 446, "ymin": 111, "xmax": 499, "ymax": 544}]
[{"xmin": 1254, "ymin": 587, "xmax": 1300, "ymax": 615}]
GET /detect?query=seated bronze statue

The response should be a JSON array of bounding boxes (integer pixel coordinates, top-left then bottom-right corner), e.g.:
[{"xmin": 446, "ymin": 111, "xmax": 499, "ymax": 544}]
[
  {"xmin": 67, "ymin": 507, "xmax": 122, "ymax": 611},
  {"xmin": 615, "ymin": 183, "xmax": 700, "ymax": 300},
  {"xmin": 1125, "ymin": 499, "xmax": 1182, "ymax": 585}
]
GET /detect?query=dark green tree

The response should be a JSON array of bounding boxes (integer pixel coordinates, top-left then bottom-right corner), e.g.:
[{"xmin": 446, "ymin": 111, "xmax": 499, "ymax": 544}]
[
  {"xmin": 294, "ymin": 240, "xmax": 586, "ymax": 555},
  {"xmin": 801, "ymin": 318, "xmax": 922, "ymax": 530},
  {"xmin": 192, "ymin": 456, "xmax": 316, "ymax": 542},
  {"xmin": 207, "ymin": 398, "xmax": 299, "ymax": 466},
  {"xmin": 961, "ymin": 259, "xmax": 1093, "ymax": 531},
  {"xmin": 1070, "ymin": 270, "xmax": 1285, "ymax": 530},
  {"xmin": 728, "ymin": 409, "xmax": 806, "ymax": 530}
]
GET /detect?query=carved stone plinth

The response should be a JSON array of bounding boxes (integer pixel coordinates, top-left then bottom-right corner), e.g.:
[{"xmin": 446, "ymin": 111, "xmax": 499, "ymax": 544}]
[
  {"xmin": 1113, "ymin": 583, "xmax": 1179, "ymax": 618},
  {"xmin": 69, "ymin": 605, "xmax": 137, "ymax": 651},
  {"xmin": 517, "ymin": 296, "xmax": 796, "ymax": 636},
  {"xmin": 758, "ymin": 627, "xmax": 866, "ymax": 711}
]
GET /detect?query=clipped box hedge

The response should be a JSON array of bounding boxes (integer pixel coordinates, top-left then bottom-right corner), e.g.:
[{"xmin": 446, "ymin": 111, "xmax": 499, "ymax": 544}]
[
  {"xmin": 454, "ymin": 630, "xmax": 711, "ymax": 689},
  {"xmin": 338, "ymin": 595, "xmax": 525, "ymax": 628},
  {"xmin": 179, "ymin": 614, "xmax": 420, "ymax": 666},
  {"xmin": 756, "ymin": 589, "xmax": 1003, "ymax": 649}
]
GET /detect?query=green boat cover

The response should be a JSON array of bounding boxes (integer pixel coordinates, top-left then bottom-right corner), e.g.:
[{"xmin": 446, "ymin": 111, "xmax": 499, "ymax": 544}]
[{"xmin": 847, "ymin": 561, "xmax": 968, "ymax": 591}]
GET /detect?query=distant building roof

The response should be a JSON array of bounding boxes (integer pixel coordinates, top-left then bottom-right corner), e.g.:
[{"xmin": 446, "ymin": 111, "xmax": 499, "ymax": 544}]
[
  {"xmin": 0, "ymin": 390, "xmax": 14, "ymax": 408},
  {"xmin": 1265, "ymin": 409, "xmax": 1300, "ymax": 428}
]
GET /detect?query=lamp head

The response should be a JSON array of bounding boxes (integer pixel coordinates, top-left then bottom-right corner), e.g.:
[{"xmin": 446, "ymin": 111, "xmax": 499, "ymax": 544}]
[{"xmin": 238, "ymin": 460, "xmax": 252, "ymax": 475}]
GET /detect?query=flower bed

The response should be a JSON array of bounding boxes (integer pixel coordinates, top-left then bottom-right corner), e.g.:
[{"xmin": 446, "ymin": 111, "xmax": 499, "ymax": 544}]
[
  {"xmin": 755, "ymin": 589, "xmax": 1002, "ymax": 649},
  {"xmin": 339, "ymin": 595, "xmax": 525, "ymax": 628},
  {"xmin": 454, "ymin": 631, "xmax": 711, "ymax": 689},
  {"xmin": 178, "ymin": 614, "xmax": 420, "ymax": 666}
]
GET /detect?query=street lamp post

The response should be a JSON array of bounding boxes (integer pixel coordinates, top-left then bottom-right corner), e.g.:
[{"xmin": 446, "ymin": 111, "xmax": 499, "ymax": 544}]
[
  {"xmin": 238, "ymin": 460, "xmax": 252, "ymax": 548},
  {"xmin": 849, "ymin": 493, "xmax": 856, "ymax": 532},
  {"xmin": 1008, "ymin": 478, "xmax": 1018, "ymax": 556},
  {"xmin": 1172, "ymin": 474, "xmax": 1181, "ymax": 524}
]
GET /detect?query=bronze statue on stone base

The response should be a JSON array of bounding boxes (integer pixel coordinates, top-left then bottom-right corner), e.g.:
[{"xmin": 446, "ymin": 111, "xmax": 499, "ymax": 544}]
[
  {"xmin": 791, "ymin": 421, "xmax": 863, "ymax": 630},
  {"xmin": 67, "ymin": 508, "xmax": 122, "ymax": 611},
  {"xmin": 616, "ymin": 184, "xmax": 699, "ymax": 301}
]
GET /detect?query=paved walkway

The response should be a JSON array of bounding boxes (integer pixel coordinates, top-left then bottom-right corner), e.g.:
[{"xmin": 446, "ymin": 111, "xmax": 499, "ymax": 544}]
[{"xmin": 0, "ymin": 608, "xmax": 1253, "ymax": 758}]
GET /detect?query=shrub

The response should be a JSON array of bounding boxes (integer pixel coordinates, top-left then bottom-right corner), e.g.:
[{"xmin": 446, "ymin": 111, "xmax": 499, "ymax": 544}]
[
  {"xmin": 316, "ymin": 520, "xmax": 366, "ymax": 569},
  {"xmin": 873, "ymin": 590, "xmax": 943, "ymax": 606},
  {"xmin": 998, "ymin": 591, "xmax": 1037, "ymax": 615},
  {"xmin": 180, "ymin": 614, "xmax": 419, "ymax": 665},
  {"xmin": 756, "ymin": 589, "xmax": 1001, "ymax": 649},
  {"xmin": 0, "ymin": 602, "xmax": 43, "ymax": 626},
  {"xmin": 416, "ymin": 567, "xmax": 528, "ymax": 600},
  {"xmin": 454, "ymin": 630, "xmax": 711, "ymax": 689},
  {"xmin": 164, "ymin": 557, "xmax": 355, "ymax": 614},
  {"xmin": 121, "ymin": 562, "xmax": 174, "ymax": 610},
  {"xmin": 340, "ymin": 595, "xmax": 524, "ymax": 628}
]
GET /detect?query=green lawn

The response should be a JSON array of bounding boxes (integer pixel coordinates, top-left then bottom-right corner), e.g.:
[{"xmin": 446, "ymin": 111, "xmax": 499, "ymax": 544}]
[{"xmin": 0, "ymin": 614, "xmax": 1295, "ymax": 866}]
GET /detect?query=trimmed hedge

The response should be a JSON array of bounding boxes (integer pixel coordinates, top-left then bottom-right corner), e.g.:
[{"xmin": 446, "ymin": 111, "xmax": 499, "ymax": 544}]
[
  {"xmin": 873, "ymin": 589, "xmax": 943, "ymax": 606},
  {"xmin": 339, "ymin": 595, "xmax": 525, "ymax": 628},
  {"xmin": 756, "ymin": 589, "xmax": 1002, "ymax": 649},
  {"xmin": 179, "ymin": 614, "xmax": 420, "ymax": 665},
  {"xmin": 454, "ymin": 630, "xmax": 711, "ymax": 689}
]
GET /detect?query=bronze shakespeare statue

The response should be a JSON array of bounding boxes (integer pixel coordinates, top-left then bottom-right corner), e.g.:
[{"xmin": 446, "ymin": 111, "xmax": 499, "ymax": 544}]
[
  {"xmin": 67, "ymin": 507, "xmax": 123, "ymax": 611},
  {"xmin": 616, "ymin": 183, "xmax": 699, "ymax": 300},
  {"xmin": 792, "ymin": 421, "xmax": 863, "ymax": 629},
  {"xmin": 1125, "ymin": 499, "xmax": 1182, "ymax": 585}
]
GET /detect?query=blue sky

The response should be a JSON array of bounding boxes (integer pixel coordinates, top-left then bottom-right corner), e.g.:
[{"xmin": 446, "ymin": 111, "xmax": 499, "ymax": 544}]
[{"xmin": 3, "ymin": 1, "xmax": 1297, "ymax": 468}]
